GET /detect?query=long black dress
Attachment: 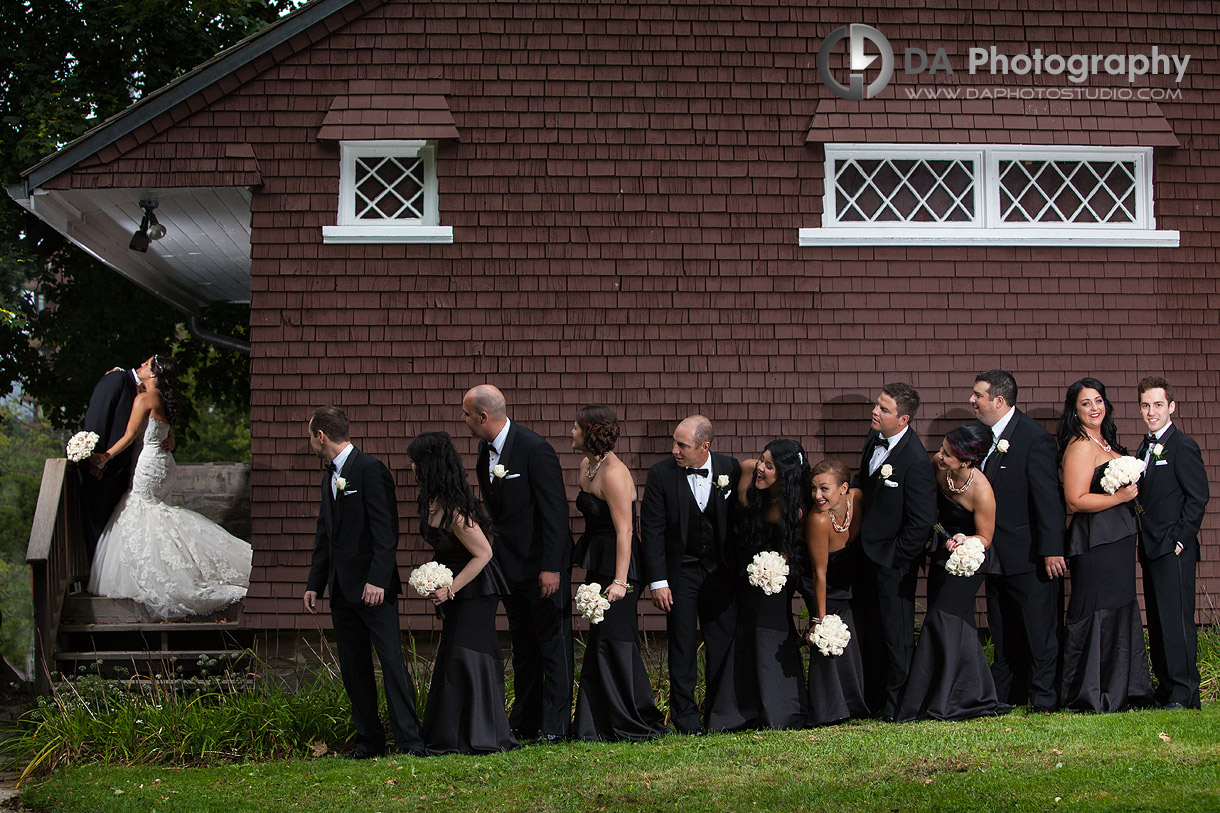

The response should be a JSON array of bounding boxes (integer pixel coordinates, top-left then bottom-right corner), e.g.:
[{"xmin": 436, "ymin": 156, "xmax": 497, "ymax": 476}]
[
  {"xmin": 572, "ymin": 491, "xmax": 668, "ymax": 742},
  {"xmin": 707, "ymin": 524, "xmax": 806, "ymax": 731},
  {"xmin": 896, "ymin": 490, "xmax": 1010, "ymax": 721},
  {"xmin": 804, "ymin": 546, "xmax": 869, "ymax": 726},
  {"xmin": 420, "ymin": 525, "xmax": 518, "ymax": 754},
  {"xmin": 1060, "ymin": 463, "xmax": 1154, "ymax": 712}
]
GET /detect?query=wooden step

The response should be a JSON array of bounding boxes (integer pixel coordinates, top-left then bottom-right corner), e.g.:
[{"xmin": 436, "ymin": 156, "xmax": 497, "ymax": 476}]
[
  {"xmin": 58, "ymin": 621, "xmax": 241, "ymax": 633},
  {"xmin": 60, "ymin": 595, "xmax": 244, "ymax": 625},
  {"xmin": 57, "ymin": 650, "xmax": 249, "ymax": 661}
]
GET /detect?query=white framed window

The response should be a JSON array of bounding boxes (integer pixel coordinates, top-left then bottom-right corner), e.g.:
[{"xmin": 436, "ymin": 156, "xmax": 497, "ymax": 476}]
[
  {"xmin": 322, "ymin": 141, "xmax": 453, "ymax": 244},
  {"xmin": 800, "ymin": 144, "xmax": 1178, "ymax": 247}
]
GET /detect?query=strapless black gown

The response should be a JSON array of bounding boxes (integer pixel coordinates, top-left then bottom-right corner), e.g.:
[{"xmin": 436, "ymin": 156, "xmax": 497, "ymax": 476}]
[
  {"xmin": 707, "ymin": 524, "xmax": 806, "ymax": 732},
  {"xmin": 804, "ymin": 546, "xmax": 868, "ymax": 726},
  {"xmin": 572, "ymin": 491, "xmax": 668, "ymax": 742},
  {"xmin": 897, "ymin": 489, "xmax": 1010, "ymax": 721},
  {"xmin": 419, "ymin": 525, "xmax": 518, "ymax": 755},
  {"xmin": 1060, "ymin": 463, "xmax": 1153, "ymax": 712}
]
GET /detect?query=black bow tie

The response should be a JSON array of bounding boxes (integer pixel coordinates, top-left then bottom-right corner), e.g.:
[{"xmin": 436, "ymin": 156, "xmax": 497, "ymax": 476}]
[
  {"xmin": 872, "ymin": 435, "xmax": 890, "ymax": 451},
  {"xmin": 324, "ymin": 462, "xmax": 336, "ymax": 473},
  {"xmin": 684, "ymin": 466, "xmax": 709, "ymax": 477},
  {"xmin": 1145, "ymin": 434, "xmax": 1157, "ymax": 446}
]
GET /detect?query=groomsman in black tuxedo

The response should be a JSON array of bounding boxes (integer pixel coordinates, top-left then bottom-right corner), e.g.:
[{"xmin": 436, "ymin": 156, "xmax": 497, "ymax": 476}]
[
  {"xmin": 640, "ymin": 415, "xmax": 740, "ymax": 734},
  {"xmin": 1136, "ymin": 376, "xmax": 1209, "ymax": 709},
  {"xmin": 78, "ymin": 361, "xmax": 141, "ymax": 560},
  {"xmin": 462, "ymin": 384, "xmax": 572, "ymax": 742},
  {"xmin": 970, "ymin": 370, "xmax": 1066, "ymax": 711},
  {"xmin": 304, "ymin": 406, "xmax": 425, "ymax": 758},
  {"xmin": 852, "ymin": 383, "xmax": 937, "ymax": 720}
]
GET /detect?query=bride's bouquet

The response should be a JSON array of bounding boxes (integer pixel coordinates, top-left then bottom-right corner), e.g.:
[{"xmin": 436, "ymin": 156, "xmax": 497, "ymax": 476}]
[
  {"xmin": 746, "ymin": 550, "xmax": 789, "ymax": 595},
  {"xmin": 808, "ymin": 613, "xmax": 851, "ymax": 657},
  {"xmin": 1100, "ymin": 455, "xmax": 1145, "ymax": 494},
  {"xmin": 408, "ymin": 561, "xmax": 454, "ymax": 597},
  {"xmin": 944, "ymin": 536, "xmax": 987, "ymax": 577},
  {"xmin": 66, "ymin": 431, "xmax": 100, "ymax": 463},
  {"xmin": 575, "ymin": 583, "xmax": 611, "ymax": 624}
]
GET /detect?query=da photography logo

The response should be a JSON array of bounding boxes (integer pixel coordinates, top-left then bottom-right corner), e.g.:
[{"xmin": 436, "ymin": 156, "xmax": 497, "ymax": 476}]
[{"xmin": 818, "ymin": 24, "xmax": 894, "ymax": 101}]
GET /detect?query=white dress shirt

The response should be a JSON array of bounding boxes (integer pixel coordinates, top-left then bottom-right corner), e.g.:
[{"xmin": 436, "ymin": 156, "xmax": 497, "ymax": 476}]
[
  {"xmin": 330, "ymin": 443, "xmax": 354, "ymax": 500},
  {"xmin": 869, "ymin": 425, "xmax": 908, "ymax": 475},
  {"xmin": 649, "ymin": 453, "xmax": 713, "ymax": 591},
  {"xmin": 981, "ymin": 406, "xmax": 1016, "ymax": 469},
  {"xmin": 487, "ymin": 418, "xmax": 512, "ymax": 477}
]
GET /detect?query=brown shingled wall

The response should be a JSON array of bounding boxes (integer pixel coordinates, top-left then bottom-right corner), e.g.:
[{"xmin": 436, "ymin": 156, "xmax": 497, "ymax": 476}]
[{"xmin": 51, "ymin": 0, "xmax": 1220, "ymax": 631}]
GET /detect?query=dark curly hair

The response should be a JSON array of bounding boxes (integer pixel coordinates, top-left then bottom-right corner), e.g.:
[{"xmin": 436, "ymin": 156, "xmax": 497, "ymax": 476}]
[
  {"xmin": 739, "ymin": 438, "xmax": 812, "ymax": 575},
  {"xmin": 944, "ymin": 423, "xmax": 992, "ymax": 467},
  {"xmin": 150, "ymin": 353, "xmax": 181, "ymax": 426},
  {"xmin": 577, "ymin": 404, "xmax": 621, "ymax": 457},
  {"xmin": 1057, "ymin": 377, "xmax": 1127, "ymax": 460},
  {"xmin": 407, "ymin": 431, "xmax": 495, "ymax": 540}
]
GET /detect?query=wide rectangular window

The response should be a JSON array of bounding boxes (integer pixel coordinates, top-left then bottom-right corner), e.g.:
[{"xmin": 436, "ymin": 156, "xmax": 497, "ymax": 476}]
[{"xmin": 801, "ymin": 144, "xmax": 1177, "ymax": 247}]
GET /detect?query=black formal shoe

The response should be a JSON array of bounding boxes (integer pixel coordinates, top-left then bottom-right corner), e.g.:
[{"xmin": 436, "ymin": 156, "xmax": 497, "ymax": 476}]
[
  {"xmin": 536, "ymin": 734, "xmax": 566, "ymax": 745},
  {"xmin": 1028, "ymin": 704, "xmax": 1057, "ymax": 714},
  {"xmin": 880, "ymin": 715, "xmax": 896, "ymax": 723},
  {"xmin": 348, "ymin": 746, "xmax": 384, "ymax": 760},
  {"xmin": 391, "ymin": 746, "xmax": 429, "ymax": 757},
  {"xmin": 1161, "ymin": 702, "xmax": 1187, "ymax": 710}
]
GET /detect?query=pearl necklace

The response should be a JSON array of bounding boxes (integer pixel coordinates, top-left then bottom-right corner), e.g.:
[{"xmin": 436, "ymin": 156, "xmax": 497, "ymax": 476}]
[
  {"xmin": 1087, "ymin": 433, "xmax": 1112, "ymax": 453},
  {"xmin": 828, "ymin": 499, "xmax": 851, "ymax": 534},
  {"xmin": 584, "ymin": 455, "xmax": 605, "ymax": 480},
  {"xmin": 946, "ymin": 468, "xmax": 975, "ymax": 494}
]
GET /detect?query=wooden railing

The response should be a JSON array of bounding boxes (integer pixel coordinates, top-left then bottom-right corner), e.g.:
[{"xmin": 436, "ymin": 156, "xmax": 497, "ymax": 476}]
[{"xmin": 26, "ymin": 459, "xmax": 89, "ymax": 695}]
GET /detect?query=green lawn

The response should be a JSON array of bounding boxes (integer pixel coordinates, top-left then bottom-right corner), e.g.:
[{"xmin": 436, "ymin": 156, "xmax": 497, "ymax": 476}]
[{"xmin": 18, "ymin": 705, "xmax": 1220, "ymax": 812}]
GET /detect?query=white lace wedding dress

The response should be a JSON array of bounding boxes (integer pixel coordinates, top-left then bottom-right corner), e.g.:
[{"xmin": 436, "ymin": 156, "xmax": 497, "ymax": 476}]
[{"xmin": 88, "ymin": 417, "xmax": 252, "ymax": 620}]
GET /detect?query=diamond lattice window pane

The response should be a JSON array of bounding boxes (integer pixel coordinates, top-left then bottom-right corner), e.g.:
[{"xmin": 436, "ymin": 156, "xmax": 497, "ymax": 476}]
[
  {"xmin": 353, "ymin": 155, "xmax": 426, "ymax": 220},
  {"xmin": 999, "ymin": 159, "xmax": 1137, "ymax": 224},
  {"xmin": 834, "ymin": 158, "xmax": 975, "ymax": 223}
]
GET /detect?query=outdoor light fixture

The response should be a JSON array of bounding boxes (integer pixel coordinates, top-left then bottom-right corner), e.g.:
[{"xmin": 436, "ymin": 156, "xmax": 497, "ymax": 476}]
[{"xmin": 129, "ymin": 198, "xmax": 166, "ymax": 252}]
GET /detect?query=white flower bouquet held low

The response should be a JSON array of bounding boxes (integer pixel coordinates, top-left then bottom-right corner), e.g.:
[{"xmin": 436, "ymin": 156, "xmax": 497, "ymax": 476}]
[
  {"xmin": 746, "ymin": 550, "xmax": 789, "ymax": 595},
  {"xmin": 408, "ymin": 561, "xmax": 454, "ymax": 597},
  {"xmin": 1100, "ymin": 455, "xmax": 1145, "ymax": 494},
  {"xmin": 66, "ymin": 431, "xmax": 100, "ymax": 463},
  {"xmin": 944, "ymin": 536, "xmax": 987, "ymax": 577},
  {"xmin": 808, "ymin": 613, "xmax": 851, "ymax": 657},
  {"xmin": 575, "ymin": 583, "xmax": 612, "ymax": 624}
]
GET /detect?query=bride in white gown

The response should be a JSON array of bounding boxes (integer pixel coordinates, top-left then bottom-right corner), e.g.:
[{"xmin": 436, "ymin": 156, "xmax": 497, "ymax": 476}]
[{"xmin": 87, "ymin": 354, "xmax": 252, "ymax": 620}]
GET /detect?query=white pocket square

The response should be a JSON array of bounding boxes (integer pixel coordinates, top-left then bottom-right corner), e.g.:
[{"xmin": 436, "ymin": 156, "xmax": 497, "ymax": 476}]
[
  {"xmin": 504, "ymin": 473, "xmax": 522, "ymax": 479},
  {"xmin": 883, "ymin": 480, "xmax": 899, "ymax": 488},
  {"xmin": 1155, "ymin": 460, "xmax": 1168, "ymax": 466}
]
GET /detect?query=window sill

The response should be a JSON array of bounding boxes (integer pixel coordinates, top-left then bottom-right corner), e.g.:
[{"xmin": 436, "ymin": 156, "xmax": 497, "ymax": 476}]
[
  {"xmin": 322, "ymin": 225, "xmax": 453, "ymax": 244},
  {"xmin": 798, "ymin": 227, "xmax": 1180, "ymax": 248}
]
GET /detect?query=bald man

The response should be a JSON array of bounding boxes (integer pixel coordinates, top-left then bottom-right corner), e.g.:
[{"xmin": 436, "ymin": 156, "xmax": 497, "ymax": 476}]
[
  {"xmin": 639, "ymin": 415, "xmax": 741, "ymax": 734},
  {"xmin": 462, "ymin": 385, "xmax": 573, "ymax": 742}
]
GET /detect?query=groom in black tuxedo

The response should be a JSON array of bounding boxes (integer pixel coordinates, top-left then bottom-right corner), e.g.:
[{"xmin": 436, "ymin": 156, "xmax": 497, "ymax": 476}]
[
  {"xmin": 78, "ymin": 362, "xmax": 141, "ymax": 560},
  {"xmin": 1136, "ymin": 376, "xmax": 1209, "ymax": 709},
  {"xmin": 304, "ymin": 406, "xmax": 424, "ymax": 758},
  {"xmin": 640, "ymin": 415, "xmax": 740, "ymax": 734},
  {"xmin": 852, "ymin": 383, "xmax": 937, "ymax": 720},
  {"xmin": 463, "ymin": 384, "xmax": 572, "ymax": 742},
  {"xmin": 970, "ymin": 370, "xmax": 1066, "ymax": 711}
]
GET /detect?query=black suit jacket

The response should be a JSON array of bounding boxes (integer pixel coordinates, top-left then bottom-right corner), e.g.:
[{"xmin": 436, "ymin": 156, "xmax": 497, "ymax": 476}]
[
  {"xmin": 83, "ymin": 368, "xmax": 138, "ymax": 483},
  {"xmin": 307, "ymin": 448, "xmax": 402, "ymax": 602},
  {"xmin": 640, "ymin": 453, "xmax": 741, "ymax": 585},
  {"xmin": 476, "ymin": 422, "xmax": 570, "ymax": 585},
  {"xmin": 853, "ymin": 429, "xmax": 937, "ymax": 569},
  {"xmin": 982, "ymin": 409, "xmax": 1066, "ymax": 574},
  {"xmin": 1138, "ymin": 424, "xmax": 1209, "ymax": 560}
]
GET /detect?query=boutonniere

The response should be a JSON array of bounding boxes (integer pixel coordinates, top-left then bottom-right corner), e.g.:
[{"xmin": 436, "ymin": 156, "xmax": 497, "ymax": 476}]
[
  {"xmin": 492, "ymin": 464, "xmax": 521, "ymax": 481},
  {"xmin": 714, "ymin": 474, "xmax": 731, "ymax": 496},
  {"xmin": 877, "ymin": 463, "xmax": 895, "ymax": 484},
  {"xmin": 335, "ymin": 476, "xmax": 356, "ymax": 497},
  {"xmin": 1151, "ymin": 443, "xmax": 1165, "ymax": 461},
  {"xmin": 994, "ymin": 439, "xmax": 1010, "ymax": 456}
]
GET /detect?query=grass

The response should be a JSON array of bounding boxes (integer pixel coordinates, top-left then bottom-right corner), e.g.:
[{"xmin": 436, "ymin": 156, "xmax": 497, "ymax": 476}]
[{"xmin": 15, "ymin": 705, "xmax": 1220, "ymax": 811}]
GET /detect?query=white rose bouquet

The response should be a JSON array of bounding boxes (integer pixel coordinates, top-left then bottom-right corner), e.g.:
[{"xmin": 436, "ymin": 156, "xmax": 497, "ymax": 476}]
[
  {"xmin": 575, "ymin": 582, "xmax": 612, "ymax": 624},
  {"xmin": 808, "ymin": 613, "xmax": 851, "ymax": 657},
  {"xmin": 66, "ymin": 431, "xmax": 100, "ymax": 463},
  {"xmin": 746, "ymin": 550, "xmax": 789, "ymax": 595},
  {"xmin": 1099, "ymin": 455, "xmax": 1145, "ymax": 494},
  {"xmin": 408, "ymin": 561, "xmax": 454, "ymax": 597},
  {"xmin": 944, "ymin": 536, "xmax": 987, "ymax": 577}
]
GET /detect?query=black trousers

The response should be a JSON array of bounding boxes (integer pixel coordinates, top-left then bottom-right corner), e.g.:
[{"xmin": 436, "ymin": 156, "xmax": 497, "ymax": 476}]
[
  {"xmin": 502, "ymin": 575, "xmax": 574, "ymax": 739},
  {"xmin": 986, "ymin": 569, "xmax": 1063, "ymax": 708},
  {"xmin": 330, "ymin": 587, "xmax": 424, "ymax": 753},
  {"xmin": 1141, "ymin": 545, "xmax": 1200, "ymax": 708},
  {"xmin": 856, "ymin": 556, "xmax": 919, "ymax": 719},
  {"xmin": 666, "ymin": 561, "xmax": 736, "ymax": 733}
]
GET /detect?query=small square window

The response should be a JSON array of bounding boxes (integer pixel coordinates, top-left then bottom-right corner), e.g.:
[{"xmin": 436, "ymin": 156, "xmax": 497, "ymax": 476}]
[{"xmin": 323, "ymin": 141, "xmax": 452, "ymax": 244}]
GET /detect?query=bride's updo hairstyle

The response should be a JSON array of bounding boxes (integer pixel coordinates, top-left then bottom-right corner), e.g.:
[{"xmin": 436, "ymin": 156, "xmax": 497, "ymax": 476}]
[
  {"xmin": 944, "ymin": 423, "xmax": 991, "ymax": 468},
  {"xmin": 576, "ymin": 404, "xmax": 621, "ymax": 456},
  {"xmin": 150, "ymin": 354, "xmax": 181, "ymax": 426}
]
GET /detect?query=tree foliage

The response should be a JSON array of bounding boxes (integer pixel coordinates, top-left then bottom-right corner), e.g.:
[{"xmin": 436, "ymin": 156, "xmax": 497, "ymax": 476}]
[{"xmin": 0, "ymin": 0, "xmax": 298, "ymax": 428}]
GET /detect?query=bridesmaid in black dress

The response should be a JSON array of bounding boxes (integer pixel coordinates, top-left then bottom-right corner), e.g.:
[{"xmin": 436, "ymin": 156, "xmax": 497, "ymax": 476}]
[
  {"xmin": 897, "ymin": 423, "xmax": 1010, "ymax": 721},
  {"xmin": 707, "ymin": 439, "xmax": 809, "ymax": 732},
  {"xmin": 406, "ymin": 432, "xmax": 517, "ymax": 755},
  {"xmin": 1057, "ymin": 378, "xmax": 1153, "ymax": 712},
  {"xmin": 570, "ymin": 405, "xmax": 668, "ymax": 741},
  {"xmin": 803, "ymin": 459, "xmax": 868, "ymax": 725}
]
